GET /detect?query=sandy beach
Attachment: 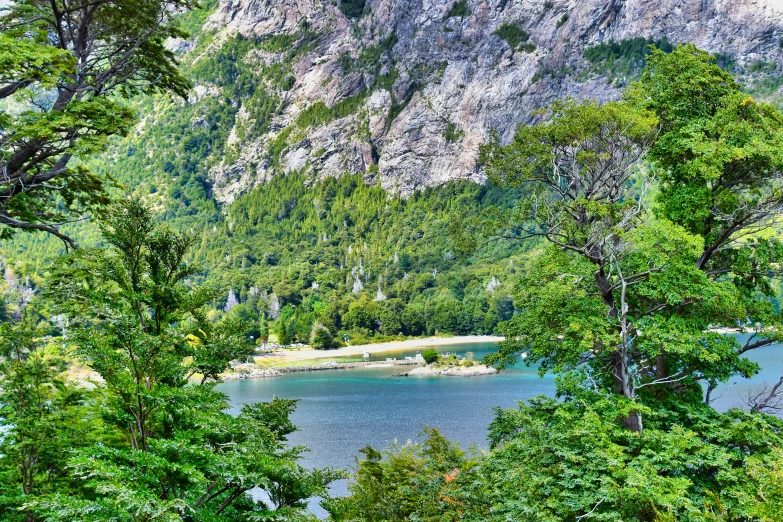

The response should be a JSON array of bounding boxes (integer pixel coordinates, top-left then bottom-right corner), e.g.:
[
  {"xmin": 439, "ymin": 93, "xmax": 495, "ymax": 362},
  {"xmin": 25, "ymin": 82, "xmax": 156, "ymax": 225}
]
[{"xmin": 261, "ymin": 335, "xmax": 504, "ymax": 364}]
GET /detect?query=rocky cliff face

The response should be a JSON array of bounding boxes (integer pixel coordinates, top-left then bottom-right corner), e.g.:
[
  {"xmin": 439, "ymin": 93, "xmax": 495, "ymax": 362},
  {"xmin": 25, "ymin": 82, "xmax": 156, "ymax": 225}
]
[{"xmin": 194, "ymin": 0, "xmax": 783, "ymax": 202}]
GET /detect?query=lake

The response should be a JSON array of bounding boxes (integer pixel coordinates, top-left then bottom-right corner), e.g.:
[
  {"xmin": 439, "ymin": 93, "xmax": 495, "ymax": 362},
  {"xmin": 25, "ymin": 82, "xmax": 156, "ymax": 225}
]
[{"xmin": 217, "ymin": 337, "xmax": 783, "ymax": 514}]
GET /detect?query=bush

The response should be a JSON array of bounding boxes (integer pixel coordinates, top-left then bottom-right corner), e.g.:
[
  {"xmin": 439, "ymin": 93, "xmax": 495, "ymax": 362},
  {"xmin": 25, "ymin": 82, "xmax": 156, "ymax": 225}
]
[
  {"xmin": 445, "ymin": 0, "xmax": 469, "ymax": 19},
  {"xmin": 422, "ymin": 349, "xmax": 439, "ymax": 364},
  {"xmin": 311, "ymin": 323, "xmax": 335, "ymax": 349},
  {"xmin": 493, "ymin": 23, "xmax": 531, "ymax": 51},
  {"xmin": 443, "ymin": 122, "xmax": 465, "ymax": 143},
  {"xmin": 339, "ymin": 0, "xmax": 366, "ymax": 18}
]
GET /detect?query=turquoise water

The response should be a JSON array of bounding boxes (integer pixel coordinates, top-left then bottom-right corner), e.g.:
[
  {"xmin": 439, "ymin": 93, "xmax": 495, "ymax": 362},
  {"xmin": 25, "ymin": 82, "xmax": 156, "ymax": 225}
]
[
  {"xmin": 217, "ymin": 338, "xmax": 783, "ymax": 513},
  {"xmin": 219, "ymin": 343, "xmax": 552, "ymax": 470},
  {"xmin": 708, "ymin": 334, "xmax": 783, "ymax": 410}
]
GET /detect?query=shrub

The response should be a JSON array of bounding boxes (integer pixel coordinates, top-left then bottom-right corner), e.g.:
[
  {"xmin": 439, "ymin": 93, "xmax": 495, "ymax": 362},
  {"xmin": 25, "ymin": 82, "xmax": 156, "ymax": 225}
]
[
  {"xmin": 340, "ymin": 0, "xmax": 366, "ymax": 18},
  {"xmin": 311, "ymin": 322, "xmax": 335, "ymax": 349},
  {"xmin": 443, "ymin": 122, "xmax": 465, "ymax": 143},
  {"xmin": 446, "ymin": 0, "xmax": 470, "ymax": 19},
  {"xmin": 422, "ymin": 349, "xmax": 439, "ymax": 364},
  {"xmin": 493, "ymin": 23, "xmax": 530, "ymax": 51}
]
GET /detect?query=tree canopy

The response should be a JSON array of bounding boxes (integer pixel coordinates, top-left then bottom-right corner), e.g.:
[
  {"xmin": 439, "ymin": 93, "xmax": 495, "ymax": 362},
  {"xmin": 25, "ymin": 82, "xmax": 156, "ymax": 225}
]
[
  {"xmin": 0, "ymin": 0, "xmax": 194, "ymax": 247},
  {"xmin": 0, "ymin": 199, "xmax": 339, "ymax": 520},
  {"xmin": 479, "ymin": 45, "xmax": 783, "ymax": 431}
]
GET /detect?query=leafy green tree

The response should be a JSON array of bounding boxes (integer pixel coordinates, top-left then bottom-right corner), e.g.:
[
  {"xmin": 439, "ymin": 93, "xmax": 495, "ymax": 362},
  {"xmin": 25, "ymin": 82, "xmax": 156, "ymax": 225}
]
[
  {"xmin": 32, "ymin": 198, "xmax": 337, "ymax": 519},
  {"xmin": 0, "ymin": 314, "xmax": 99, "ymax": 522},
  {"xmin": 0, "ymin": 0, "xmax": 194, "ymax": 246},
  {"xmin": 319, "ymin": 301, "xmax": 344, "ymax": 335},
  {"xmin": 259, "ymin": 319, "xmax": 270, "ymax": 345},
  {"xmin": 400, "ymin": 304, "xmax": 427, "ymax": 336},
  {"xmin": 422, "ymin": 349, "xmax": 439, "ymax": 365},
  {"xmin": 341, "ymin": 297, "xmax": 379, "ymax": 332},
  {"xmin": 311, "ymin": 322, "xmax": 334, "ymax": 350},
  {"xmin": 480, "ymin": 64, "xmax": 783, "ymax": 430},
  {"xmin": 377, "ymin": 299, "xmax": 404, "ymax": 335}
]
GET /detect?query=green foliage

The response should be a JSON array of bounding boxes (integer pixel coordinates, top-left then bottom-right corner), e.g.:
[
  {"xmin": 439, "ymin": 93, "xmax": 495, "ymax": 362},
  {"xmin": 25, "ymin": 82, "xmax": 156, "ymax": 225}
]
[
  {"xmin": 446, "ymin": 0, "xmax": 470, "ymax": 19},
  {"xmin": 556, "ymin": 13, "xmax": 569, "ymax": 27},
  {"xmin": 748, "ymin": 60, "xmax": 777, "ymax": 74},
  {"xmin": 583, "ymin": 37, "xmax": 673, "ymax": 80},
  {"xmin": 296, "ymin": 92, "xmax": 369, "ymax": 129},
  {"xmin": 325, "ymin": 428, "xmax": 475, "ymax": 521},
  {"xmin": 421, "ymin": 348, "xmax": 439, "ymax": 364},
  {"xmin": 493, "ymin": 23, "xmax": 535, "ymax": 53},
  {"xmin": 467, "ymin": 396, "xmax": 783, "ymax": 521},
  {"xmin": 176, "ymin": 0, "xmax": 218, "ymax": 35},
  {"xmin": 339, "ymin": 0, "xmax": 366, "ymax": 18},
  {"xmin": 358, "ymin": 33, "xmax": 398, "ymax": 70},
  {"xmin": 311, "ymin": 322, "xmax": 335, "ymax": 349},
  {"xmin": 0, "ymin": 0, "xmax": 195, "ymax": 246},
  {"xmin": 713, "ymin": 52, "xmax": 738, "ymax": 73},
  {"xmin": 0, "ymin": 198, "xmax": 339, "ymax": 519},
  {"xmin": 277, "ymin": 317, "xmax": 293, "ymax": 346},
  {"xmin": 639, "ymin": 45, "xmax": 783, "ymax": 255},
  {"xmin": 259, "ymin": 319, "xmax": 270, "ymax": 343},
  {"xmin": 442, "ymin": 121, "xmax": 465, "ymax": 142},
  {"xmin": 0, "ymin": 316, "xmax": 100, "ymax": 521}
]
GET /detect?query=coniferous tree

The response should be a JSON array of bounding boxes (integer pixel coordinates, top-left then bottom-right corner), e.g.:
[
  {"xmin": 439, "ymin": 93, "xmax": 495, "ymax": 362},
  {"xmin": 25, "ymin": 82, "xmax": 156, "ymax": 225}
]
[{"xmin": 277, "ymin": 318, "xmax": 292, "ymax": 347}]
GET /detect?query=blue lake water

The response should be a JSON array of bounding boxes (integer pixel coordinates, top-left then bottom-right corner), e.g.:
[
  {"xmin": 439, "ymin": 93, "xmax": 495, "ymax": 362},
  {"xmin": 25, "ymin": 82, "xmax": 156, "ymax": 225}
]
[
  {"xmin": 217, "ymin": 337, "xmax": 783, "ymax": 514},
  {"xmin": 219, "ymin": 343, "xmax": 551, "ymax": 471}
]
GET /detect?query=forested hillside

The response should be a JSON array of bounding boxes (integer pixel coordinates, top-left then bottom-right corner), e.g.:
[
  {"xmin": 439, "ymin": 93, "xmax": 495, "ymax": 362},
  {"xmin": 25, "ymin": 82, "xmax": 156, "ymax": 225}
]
[
  {"xmin": 7, "ymin": 0, "xmax": 783, "ymax": 346},
  {"xmin": 1, "ymin": 1, "xmax": 537, "ymax": 345}
]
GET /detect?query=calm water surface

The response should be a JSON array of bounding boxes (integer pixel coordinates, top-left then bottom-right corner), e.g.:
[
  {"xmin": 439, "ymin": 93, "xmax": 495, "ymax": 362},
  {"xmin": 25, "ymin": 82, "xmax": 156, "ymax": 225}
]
[
  {"xmin": 217, "ymin": 338, "xmax": 783, "ymax": 513},
  {"xmin": 219, "ymin": 344, "xmax": 552, "ymax": 470}
]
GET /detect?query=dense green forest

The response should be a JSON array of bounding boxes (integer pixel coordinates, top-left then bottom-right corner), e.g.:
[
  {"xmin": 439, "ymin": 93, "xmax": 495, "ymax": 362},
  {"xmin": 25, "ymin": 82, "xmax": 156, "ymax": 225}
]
[
  {"xmin": 3, "ymin": 171, "xmax": 527, "ymax": 345},
  {"xmin": 3, "ymin": 0, "xmax": 783, "ymax": 520},
  {"xmin": 0, "ymin": 0, "xmax": 531, "ymax": 347}
]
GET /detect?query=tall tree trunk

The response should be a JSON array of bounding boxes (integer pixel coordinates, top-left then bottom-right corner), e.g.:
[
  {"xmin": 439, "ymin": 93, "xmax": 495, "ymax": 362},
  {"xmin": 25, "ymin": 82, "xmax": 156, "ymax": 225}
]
[{"xmin": 594, "ymin": 266, "xmax": 645, "ymax": 432}]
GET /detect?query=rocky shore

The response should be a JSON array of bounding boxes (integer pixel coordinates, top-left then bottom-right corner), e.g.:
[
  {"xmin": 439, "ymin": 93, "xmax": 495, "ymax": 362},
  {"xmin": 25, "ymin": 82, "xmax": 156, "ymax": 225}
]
[
  {"xmin": 221, "ymin": 359, "xmax": 423, "ymax": 380},
  {"xmin": 221, "ymin": 364, "xmax": 283, "ymax": 380},
  {"xmin": 220, "ymin": 359, "xmax": 500, "ymax": 381},
  {"xmin": 398, "ymin": 364, "xmax": 498, "ymax": 377},
  {"xmin": 278, "ymin": 359, "xmax": 422, "ymax": 373}
]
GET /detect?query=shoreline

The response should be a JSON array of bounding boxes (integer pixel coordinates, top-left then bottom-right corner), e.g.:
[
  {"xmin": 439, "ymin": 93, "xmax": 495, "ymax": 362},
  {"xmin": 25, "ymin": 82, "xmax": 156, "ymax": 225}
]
[
  {"xmin": 222, "ymin": 359, "xmax": 425, "ymax": 380},
  {"xmin": 262, "ymin": 335, "xmax": 504, "ymax": 364}
]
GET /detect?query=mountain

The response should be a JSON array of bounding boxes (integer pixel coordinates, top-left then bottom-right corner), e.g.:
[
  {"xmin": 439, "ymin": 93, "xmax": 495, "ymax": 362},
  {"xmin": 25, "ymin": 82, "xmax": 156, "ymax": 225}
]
[
  {"xmin": 4, "ymin": 0, "xmax": 783, "ymax": 342},
  {"xmin": 193, "ymin": 0, "xmax": 783, "ymax": 202}
]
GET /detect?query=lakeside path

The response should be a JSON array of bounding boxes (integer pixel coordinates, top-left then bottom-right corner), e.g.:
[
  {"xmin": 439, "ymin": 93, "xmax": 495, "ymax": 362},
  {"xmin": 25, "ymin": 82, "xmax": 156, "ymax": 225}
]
[{"xmin": 263, "ymin": 335, "xmax": 504, "ymax": 364}]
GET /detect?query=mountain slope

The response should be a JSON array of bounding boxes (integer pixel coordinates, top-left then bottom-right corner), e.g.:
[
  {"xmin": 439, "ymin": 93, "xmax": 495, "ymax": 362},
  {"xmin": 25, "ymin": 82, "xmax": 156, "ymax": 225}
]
[
  {"xmin": 197, "ymin": 0, "xmax": 783, "ymax": 201},
  {"xmin": 4, "ymin": 0, "xmax": 783, "ymax": 342}
]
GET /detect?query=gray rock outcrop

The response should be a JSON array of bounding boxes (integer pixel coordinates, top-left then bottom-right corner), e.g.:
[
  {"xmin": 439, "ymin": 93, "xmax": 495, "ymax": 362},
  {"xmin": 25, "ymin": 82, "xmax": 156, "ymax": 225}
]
[{"xmin": 199, "ymin": 0, "xmax": 783, "ymax": 201}]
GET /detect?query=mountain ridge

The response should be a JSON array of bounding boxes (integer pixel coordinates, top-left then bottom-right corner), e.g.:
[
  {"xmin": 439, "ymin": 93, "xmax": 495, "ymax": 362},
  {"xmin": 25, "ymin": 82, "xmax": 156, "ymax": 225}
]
[{"xmin": 187, "ymin": 0, "xmax": 783, "ymax": 203}]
